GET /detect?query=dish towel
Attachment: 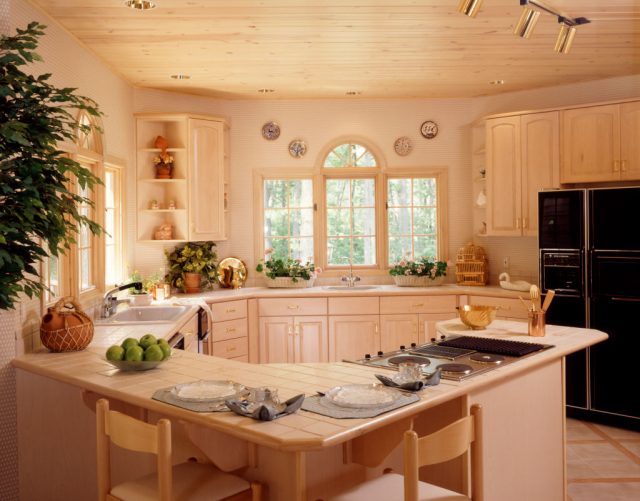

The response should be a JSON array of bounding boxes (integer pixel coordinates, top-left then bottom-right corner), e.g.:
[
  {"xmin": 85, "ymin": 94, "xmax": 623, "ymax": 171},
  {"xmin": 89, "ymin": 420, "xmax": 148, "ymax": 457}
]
[
  {"xmin": 375, "ymin": 367, "xmax": 442, "ymax": 391},
  {"xmin": 225, "ymin": 394, "xmax": 305, "ymax": 421}
]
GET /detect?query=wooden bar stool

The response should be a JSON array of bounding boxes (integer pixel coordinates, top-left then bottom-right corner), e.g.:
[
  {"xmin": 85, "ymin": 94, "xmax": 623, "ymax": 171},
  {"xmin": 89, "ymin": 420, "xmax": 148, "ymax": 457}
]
[
  {"xmin": 329, "ymin": 404, "xmax": 483, "ymax": 501},
  {"xmin": 96, "ymin": 398, "xmax": 261, "ymax": 501}
]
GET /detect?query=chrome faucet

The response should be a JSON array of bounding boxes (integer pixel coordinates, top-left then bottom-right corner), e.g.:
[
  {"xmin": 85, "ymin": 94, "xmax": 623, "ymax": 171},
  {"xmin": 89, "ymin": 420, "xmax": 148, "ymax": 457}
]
[
  {"xmin": 102, "ymin": 282, "xmax": 142, "ymax": 318},
  {"xmin": 340, "ymin": 258, "xmax": 361, "ymax": 287}
]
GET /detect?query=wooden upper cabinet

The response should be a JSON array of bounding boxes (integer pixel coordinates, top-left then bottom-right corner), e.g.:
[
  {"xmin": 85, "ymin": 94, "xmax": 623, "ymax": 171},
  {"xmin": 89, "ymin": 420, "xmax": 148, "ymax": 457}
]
[
  {"xmin": 486, "ymin": 116, "xmax": 522, "ymax": 236},
  {"xmin": 486, "ymin": 112, "xmax": 560, "ymax": 237},
  {"xmin": 620, "ymin": 101, "xmax": 640, "ymax": 180},
  {"xmin": 188, "ymin": 118, "xmax": 227, "ymax": 240},
  {"xmin": 521, "ymin": 111, "xmax": 560, "ymax": 236}
]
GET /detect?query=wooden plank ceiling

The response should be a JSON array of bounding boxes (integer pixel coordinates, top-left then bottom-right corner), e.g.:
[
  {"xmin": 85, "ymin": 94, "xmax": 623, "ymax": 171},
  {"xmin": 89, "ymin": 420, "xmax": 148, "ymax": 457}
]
[{"xmin": 29, "ymin": 0, "xmax": 640, "ymax": 99}]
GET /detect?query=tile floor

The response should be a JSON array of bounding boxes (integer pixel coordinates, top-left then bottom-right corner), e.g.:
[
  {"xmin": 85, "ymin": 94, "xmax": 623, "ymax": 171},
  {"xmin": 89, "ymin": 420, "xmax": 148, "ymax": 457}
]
[{"xmin": 567, "ymin": 418, "xmax": 640, "ymax": 500}]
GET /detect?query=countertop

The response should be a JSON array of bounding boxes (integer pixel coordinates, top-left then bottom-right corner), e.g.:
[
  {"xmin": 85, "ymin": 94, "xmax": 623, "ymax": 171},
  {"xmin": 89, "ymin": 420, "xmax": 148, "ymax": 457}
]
[{"xmin": 13, "ymin": 320, "xmax": 607, "ymax": 453}]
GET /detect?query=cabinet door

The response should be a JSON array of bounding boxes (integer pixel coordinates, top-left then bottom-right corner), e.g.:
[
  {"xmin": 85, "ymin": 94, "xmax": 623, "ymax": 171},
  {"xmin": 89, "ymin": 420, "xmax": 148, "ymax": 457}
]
[
  {"xmin": 561, "ymin": 105, "xmax": 620, "ymax": 183},
  {"xmin": 258, "ymin": 316, "xmax": 293, "ymax": 363},
  {"xmin": 380, "ymin": 314, "xmax": 419, "ymax": 352},
  {"xmin": 419, "ymin": 312, "xmax": 459, "ymax": 344},
  {"xmin": 294, "ymin": 316, "xmax": 328, "ymax": 363},
  {"xmin": 620, "ymin": 101, "xmax": 640, "ymax": 181},
  {"xmin": 328, "ymin": 315, "xmax": 380, "ymax": 362},
  {"xmin": 188, "ymin": 118, "xmax": 226, "ymax": 240},
  {"xmin": 486, "ymin": 117, "xmax": 522, "ymax": 236},
  {"xmin": 521, "ymin": 111, "xmax": 560, "ymax": 237}
]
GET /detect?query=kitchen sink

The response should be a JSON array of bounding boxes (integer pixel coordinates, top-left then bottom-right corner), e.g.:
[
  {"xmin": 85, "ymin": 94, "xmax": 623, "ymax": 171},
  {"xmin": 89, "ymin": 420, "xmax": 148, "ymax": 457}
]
[
  {"xmin": 96, "ymin": 305, "xmax": 191, "ymax": 324},
  {"xmin": 323, "ymin": 285, "xmax": 380, "ymax": 291}
]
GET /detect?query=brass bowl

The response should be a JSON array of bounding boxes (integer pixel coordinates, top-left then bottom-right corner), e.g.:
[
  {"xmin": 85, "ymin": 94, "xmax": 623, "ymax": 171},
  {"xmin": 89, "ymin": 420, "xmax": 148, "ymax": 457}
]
[{"xmin": 457, "ymin": 305, "xmax": 499, "ymax": 330}]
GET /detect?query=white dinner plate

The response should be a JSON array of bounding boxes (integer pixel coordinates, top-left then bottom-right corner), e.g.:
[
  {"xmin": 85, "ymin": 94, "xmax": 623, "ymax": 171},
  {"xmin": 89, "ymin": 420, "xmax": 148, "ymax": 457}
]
[
  {"xmin": 171, "ymin": 380, "xmax": 245, "ymax": 402},
  {"xmin": 324, "ymin": 384, "xmax": 401, "ymax": 408}
]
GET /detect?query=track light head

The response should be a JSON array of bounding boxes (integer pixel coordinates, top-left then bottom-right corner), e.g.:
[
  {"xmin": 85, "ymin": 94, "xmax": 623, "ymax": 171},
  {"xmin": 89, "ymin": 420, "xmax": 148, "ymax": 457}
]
[
  {"xmin": 458, "ymin": 0, "xmax": 484, "ymax": 18},
  {"xmin": 554, "ymin": 19, "xmax": 577, "ymax": 54},
  {"xmin": 514, "ymin": 7, "xmax": 541, "ymax": 38}
]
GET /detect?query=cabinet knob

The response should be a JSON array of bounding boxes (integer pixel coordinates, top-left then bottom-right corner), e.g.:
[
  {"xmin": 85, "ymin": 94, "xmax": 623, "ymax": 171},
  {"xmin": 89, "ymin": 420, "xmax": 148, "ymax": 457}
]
[
  {"xmin": 621, "ymin": 160, "xmax": 628, "ymax": 172},
  {"xmin": 225, "ymin": 327, "xmax": 236, "ymax": 333},
  {"xmin": 522, "ymin": 218, "xmax": 528, "ymax": 229},
  {"xmin": 225, "ymin": 308, "xmax": 236, "ymax": 313},
  {"xmin": 614, "ymin": 160, "xmax": 620, "ymax": 172},
  {"xmin": 412, "ymin": 303, "xmax": 424, "ymax": 307},
  {"xmin": 287, "ymin": 305, "xmax": 300, "ymax": 310},
  {"xmin": 226, "ymin": 345, "xmax": 237, "ymax": 352}
]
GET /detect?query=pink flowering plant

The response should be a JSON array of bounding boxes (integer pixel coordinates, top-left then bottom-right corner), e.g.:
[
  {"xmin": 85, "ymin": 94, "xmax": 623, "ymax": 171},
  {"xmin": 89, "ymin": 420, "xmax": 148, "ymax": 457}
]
[
  {"xmin": 388, "ymin": 256, "xmax": 448, "ymax": 279},
  {"xmin": 256, "ymin": 249, "xmax": 319, "ymax": 283}
]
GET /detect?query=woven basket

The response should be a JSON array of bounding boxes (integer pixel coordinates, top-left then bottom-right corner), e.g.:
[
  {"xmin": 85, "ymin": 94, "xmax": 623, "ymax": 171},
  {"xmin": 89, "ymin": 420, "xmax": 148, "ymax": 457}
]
[
  {"xmin": 264, "ymin": 277, "xmax": 315, "ymax": 288},
  {"xmin": 40, "ymin": 296, "xmax": 94, "ymax": 352},
  {"xmin": 393, "ymin": 275, "xmax": 445, "ymax": 287},
  {"xmin": 455, "ymin": 243, "xmax": 489, "ymax": 286}
]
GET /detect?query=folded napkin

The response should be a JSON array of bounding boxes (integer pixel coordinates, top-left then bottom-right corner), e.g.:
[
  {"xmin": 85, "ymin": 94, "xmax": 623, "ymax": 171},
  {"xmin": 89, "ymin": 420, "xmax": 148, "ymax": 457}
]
[
  {"xmin": 225, "ymin": 394, "xmax": 305, "ymax": 421},
  {"xmin": 375, "ymin": 367, "xmax": 442, "ymax": 392}
]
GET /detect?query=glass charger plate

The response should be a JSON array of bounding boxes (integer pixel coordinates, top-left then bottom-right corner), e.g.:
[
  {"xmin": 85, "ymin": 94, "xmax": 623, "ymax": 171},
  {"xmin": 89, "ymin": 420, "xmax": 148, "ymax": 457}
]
[
  {"xmin": 324, "ymin": 384, "xmax": 402, "ymax": 409},
  {"xmin": 171, "ymin": 380, "xmax": 245, "ymax": 402}
]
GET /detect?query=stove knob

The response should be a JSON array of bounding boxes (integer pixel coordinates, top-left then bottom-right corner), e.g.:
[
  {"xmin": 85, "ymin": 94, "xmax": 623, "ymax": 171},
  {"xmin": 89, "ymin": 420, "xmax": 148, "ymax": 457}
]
[
  {"xmin": 430, "ymin": 338, "xmax": 436, "ymax": 343},
  {"xmin": 400, "ymin": 345, "xmax": 406, "ymax": 351},
  {"xmin": 364, "ymin": 354, "xmax": 371, "ymax": 360},
  {"xmin": 377, "ymin": 351, "xmax": 384, "ymax": 357},
  {"xmin": 411, "ymin": 342, "xmax": 417, "ymax": 348},
  {"xmin": 440, "ymin": 335, "xmax": 446, "ymax": 340}
]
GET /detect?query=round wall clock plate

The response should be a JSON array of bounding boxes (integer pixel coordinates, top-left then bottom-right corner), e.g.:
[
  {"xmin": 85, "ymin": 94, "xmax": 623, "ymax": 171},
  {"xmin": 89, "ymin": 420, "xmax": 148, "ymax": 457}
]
[
  {"xmin": 394, "ymin": 136, "xmax": 413, "ymax": 156},
  {"xmin": 261, "ymin": 121, "xmax": 281, "ymax": 140},
  {"xmin": 420, "ymin": 120, "xmax": 439, "ymax": 139},
  {"xmin": 288, "ymin": 139, "xmax": 307, "ymax": 158}
]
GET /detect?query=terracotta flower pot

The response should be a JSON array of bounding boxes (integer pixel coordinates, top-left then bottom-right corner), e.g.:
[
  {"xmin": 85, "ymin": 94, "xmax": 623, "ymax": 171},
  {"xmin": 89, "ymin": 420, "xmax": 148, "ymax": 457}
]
[
  {"xmin": 155, "ymin": 163, "xmax": 172, "ymax": 179},
  {"xmin": 183, "ymin": 272, "xmax": 202, "ymax": 293}
]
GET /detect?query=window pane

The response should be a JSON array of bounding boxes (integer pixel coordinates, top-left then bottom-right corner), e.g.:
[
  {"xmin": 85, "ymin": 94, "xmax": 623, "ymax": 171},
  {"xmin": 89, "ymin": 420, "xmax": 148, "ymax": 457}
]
[
  {"xmin": 105, "ymin": 171, "xmax": 115, "ymax": 207},
  {"xmin": 413, "ymin": 178, "xmax": 437, "ymax": 206},
  {"xmin": 264, "ymin": 180, "xmax": 288, "ymax": 209},
  {"xmin": 388, "ymin": 207, "xmax": 411, "ymax": 235},
  {"xmin": 323, "ymin": 143, "xmax": 377, "ymax": 168},
  {"xmin": 290, "ymin": 238, "xmax": 314, "ymax": 262},
  {"xmin": 388, "ymin": 179, "xmax": 411, "ymax": 206},
  {"xmin": 352, "ymin": 237, "xmax": 376, "ymax": 265},
  {"xmin": 351, "ymin": 179, "xmax": 375, "ymax": 206},
  {"xmin": 327, "ymin": 208, "xmax": 350, "ymax": 236},
  {"xmin": 264, "ymin": 210, "xmax": 289, "ymax": 237},
  {"xmin": 326, "ymin": 179, "xmax": 350, "ymax": 207},
  {"xmin": 288, "ymin": 180, "xmax": 313, "ymax": 207},
  {"xmin": 265, "ymin": 237, "xmax": 289, "ymax": 260},
  {"xmin": 327, "ymin": 238, "xmax": 351, "ymax": 265},
  {"xmin": 414, "ymin": 236, "xmax": 437, "ymax": 258},
  {"xmin": 290, "ymin": 208, "xmax": 314, "ymax": 237},
  {"xmin": 414, "ymin": 207, "xmax": 436, "ymax": 235},
  {"xmin": 389, "ymin": 237, "xmax": 412, "ymax": 264},
  {"xmin": 352, "ymin": 208, "xmax": 375, "ymax": 236},
  {"xmin": 80, "ymin": 248, "xmax": 91, "ymax": 290}
]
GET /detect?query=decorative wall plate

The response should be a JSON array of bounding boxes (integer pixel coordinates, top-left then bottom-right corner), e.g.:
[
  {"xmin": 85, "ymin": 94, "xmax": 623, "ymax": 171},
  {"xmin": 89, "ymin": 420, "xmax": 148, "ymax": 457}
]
[
  {"xmin": 420, "ymin": 120, "xmax": 439, "ymax": 139},
  {"xmin": 288, "ymin": 139, "xmax": 307, "ymax": 158},
  {"xmin": 216, "ymin": 257, "xmax": 248, "ymax": 289},
  {"xmin": 261, "ymin": 121, "xmax": 280, "ymax": 140},
  {"xmin": 394, "ymin": 136, "xmax": 413, "ymax": 156}
]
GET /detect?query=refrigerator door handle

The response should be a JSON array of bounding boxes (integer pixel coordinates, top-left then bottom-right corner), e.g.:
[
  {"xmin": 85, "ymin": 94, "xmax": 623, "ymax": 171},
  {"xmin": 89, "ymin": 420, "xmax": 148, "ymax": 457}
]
[{"xmin": 610, "ymin": 297, "xmax": 640, "ymax": 303}]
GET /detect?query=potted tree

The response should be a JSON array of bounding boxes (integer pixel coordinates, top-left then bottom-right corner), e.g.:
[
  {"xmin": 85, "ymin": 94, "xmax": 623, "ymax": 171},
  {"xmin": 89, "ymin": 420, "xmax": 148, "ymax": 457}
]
[
  {"xmin": 0, "ymin": 23, "xmax": 103, "ymax": 310},
  {"xmin": 165, "ymin": 241, "xmax": 218, "ymax": 293}
]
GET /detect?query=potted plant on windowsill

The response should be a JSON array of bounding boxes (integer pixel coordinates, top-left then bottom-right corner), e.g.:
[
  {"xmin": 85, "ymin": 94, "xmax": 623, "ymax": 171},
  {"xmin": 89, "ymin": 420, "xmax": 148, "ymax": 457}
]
[
  {"xmin": 389, "ymin": 256, "xmax": 449, "ymax": 287},
  {"xmin": 165, "ymin": 241, "xmax": 217, "ymax": 293},
  {"xmin": 256, "ymin": 249, "xmax": 320, "ymax": 288}
]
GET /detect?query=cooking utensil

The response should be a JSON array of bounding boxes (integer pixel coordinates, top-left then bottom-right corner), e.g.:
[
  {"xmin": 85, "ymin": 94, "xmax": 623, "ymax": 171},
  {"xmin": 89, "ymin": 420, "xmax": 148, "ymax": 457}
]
[
  {"xmin": 457, "ymin": 305, "xmax": 499, "ymax": 330},
  {"xmin": 518, "ymin": 295, "xmax": 531, "ymax": 311},
  {"xmin": 529, "ymin": 285, "xmax": 541, "ymax": 311},
  {"xmin": 542, "ymin": 290, "xmax": 556, "ymax": 312}
]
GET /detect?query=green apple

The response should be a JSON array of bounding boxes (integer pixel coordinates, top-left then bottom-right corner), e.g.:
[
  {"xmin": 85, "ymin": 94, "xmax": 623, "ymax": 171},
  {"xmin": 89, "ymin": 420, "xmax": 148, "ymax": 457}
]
[
  {"xmin": 139, "ymin": 334, "xmax": 157, "ymax": 350},
  {"xmin": 125, "ymin": 345, "xmax": 144, "ymax": 362},
  {"xmin": 121, "ymin": 337, "xmax": 139, "ymax": 350},
  {"xmin": 105, "ymin": 345, "xmax": 125, "ymax": 361},
  {"xmin": 158, "ymin": 339, "xmax": 171, "ymax": 360},
  {"xmin": 144, "ymin": 344, "xmax": 164, "ymax": 362}
]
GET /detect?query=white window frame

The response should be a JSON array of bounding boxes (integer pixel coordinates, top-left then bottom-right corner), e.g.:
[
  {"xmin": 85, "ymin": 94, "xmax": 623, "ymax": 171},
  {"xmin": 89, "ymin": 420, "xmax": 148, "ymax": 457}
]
[{"xmin": 104, "ymin": 161, "xmax": 125, "ymax": 289}]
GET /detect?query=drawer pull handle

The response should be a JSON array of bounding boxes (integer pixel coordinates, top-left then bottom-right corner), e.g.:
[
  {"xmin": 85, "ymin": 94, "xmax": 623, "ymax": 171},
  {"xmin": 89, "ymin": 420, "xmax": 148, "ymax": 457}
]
[
  {"xmin": 226, "ymin": 346, "xmax": 237, "ymax": 352},
  {"xmin": 287, "ymin": 305, "xmax": 300, "ymax": 310},
  {"xmin": 225, "ymin": 327, "xmax": 236, "ymax": 333},
  {"xmin": 225, "ymin": 308, "xmax": 236, "ymax": 313},
  {"xmin": 412, "ymin": 303, "xmax": 424, "ymax": 307}
]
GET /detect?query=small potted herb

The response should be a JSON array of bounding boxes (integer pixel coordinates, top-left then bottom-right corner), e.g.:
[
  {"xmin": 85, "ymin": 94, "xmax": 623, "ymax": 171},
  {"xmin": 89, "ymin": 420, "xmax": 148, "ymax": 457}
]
[{"xmin": 165, "ymin": 241, "xmax": 217, "ymax": 293}]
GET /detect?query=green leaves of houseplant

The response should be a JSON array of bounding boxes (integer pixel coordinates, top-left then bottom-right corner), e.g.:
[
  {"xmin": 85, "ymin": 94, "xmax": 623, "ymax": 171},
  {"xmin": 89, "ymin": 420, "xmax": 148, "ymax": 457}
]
[
  {"xmin": 0, "ymin": 23, "xmax": 104, "ymax": 309},
  {"xmin": 165, "ymin": 241, "xmax": 218, "ymax": 292}
]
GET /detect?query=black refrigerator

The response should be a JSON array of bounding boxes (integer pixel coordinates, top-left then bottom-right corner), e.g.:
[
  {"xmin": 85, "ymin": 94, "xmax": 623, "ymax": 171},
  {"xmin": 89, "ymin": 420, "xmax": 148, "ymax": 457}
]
[{"xmin": 539, "ymin": 187, "xmax": 640, "ymax": 430}]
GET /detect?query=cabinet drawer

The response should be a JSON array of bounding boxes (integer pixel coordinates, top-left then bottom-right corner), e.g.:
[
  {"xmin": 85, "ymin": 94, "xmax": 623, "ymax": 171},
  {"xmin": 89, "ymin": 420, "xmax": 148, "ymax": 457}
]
[
  {"xmin": 212, "ymin": 337, "xmax": 248, "ymax": 359},
  {"xmin": 229, "ymin": 354, "xmax": 249, "ymax": 363},
  {"xmin": 209, "ymin": 300, "xmax": 247, "ymax": 322},
  {"xmin": 328, "ymin": 297, "xmax": 379, "ymax": 315},
  {"xmin": 467, "ymin": 295, "xmax": 528, "ymax": 319},
  {"xmin": 258, "ymin": 298, "xmax": 327, "ymax": 316},
  {"xmin": 380, "ymin": 295, "xmax": 457, "ymax": 314},
  {"xmin": 211, "ymin": 318, "xmax": 247, "ymax": 342}
]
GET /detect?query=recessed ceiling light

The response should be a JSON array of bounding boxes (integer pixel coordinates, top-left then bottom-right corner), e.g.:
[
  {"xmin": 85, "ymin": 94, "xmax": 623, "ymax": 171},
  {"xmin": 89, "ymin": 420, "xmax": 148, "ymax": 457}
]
[
  {"xmin": 171, "ymin": 74, "xmax": 191, "ymax": 80},
  {"xmin": 258, "ymin": 89, "xmax": 275, "ymax": 93},
  {"xmin": 489, "ymin": 80, "xmax": 505, "ymax": 85},
  {"xmin": 345, "ymin": 91, "xmax": 362, "ymax": 96},
  {"xmin": 124, "ymin": 0, "xmax": 156, "ymax": 10}
]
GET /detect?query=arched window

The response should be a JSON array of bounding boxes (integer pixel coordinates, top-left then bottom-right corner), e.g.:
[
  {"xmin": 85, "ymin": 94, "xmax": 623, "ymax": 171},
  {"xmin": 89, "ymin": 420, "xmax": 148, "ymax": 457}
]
[{"xmin": 323, "ymin": 143, "xmax": 377, "ymax": 168}]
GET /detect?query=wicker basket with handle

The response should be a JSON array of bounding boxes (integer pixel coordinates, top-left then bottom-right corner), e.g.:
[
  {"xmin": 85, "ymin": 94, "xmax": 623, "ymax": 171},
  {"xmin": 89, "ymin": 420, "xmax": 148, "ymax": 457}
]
[{"xmin": 40, "ymin": 296, "xmax": 94, "ymax": 352}]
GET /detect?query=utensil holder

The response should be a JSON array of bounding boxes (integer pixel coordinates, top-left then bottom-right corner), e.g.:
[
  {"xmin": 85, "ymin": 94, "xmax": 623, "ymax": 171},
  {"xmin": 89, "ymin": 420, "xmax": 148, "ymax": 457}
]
[{"xmin": 528, "ymin": 310, "xmax": 546, "ymax": 337}]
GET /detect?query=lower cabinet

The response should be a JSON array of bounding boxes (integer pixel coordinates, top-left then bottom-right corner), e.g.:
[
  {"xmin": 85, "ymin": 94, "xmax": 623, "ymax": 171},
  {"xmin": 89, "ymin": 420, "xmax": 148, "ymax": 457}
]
[
  {"xmin": 258, "ymin": 315, "xmax": 328, "ymax": 363},
  {"xmin": 208, "ymin": 299, "xmax": 249, "ymax": 361},
  {"xmin": 328, "ymin": 315, "xmax": 380, "ymax": 362},
  {"xmin": 380, "ymin": 315, "xmax": 419, "ymax": 352}
]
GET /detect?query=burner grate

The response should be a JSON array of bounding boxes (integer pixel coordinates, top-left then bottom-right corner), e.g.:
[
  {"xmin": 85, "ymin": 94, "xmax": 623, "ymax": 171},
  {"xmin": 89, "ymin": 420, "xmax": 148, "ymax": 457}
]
[
  {"xmin": 411, "ymin": 344, "xmax": 475, "ymax": 359},
  {"xmin": 438, "ymin": 336, "xmax": 551, "ymax": 357}
]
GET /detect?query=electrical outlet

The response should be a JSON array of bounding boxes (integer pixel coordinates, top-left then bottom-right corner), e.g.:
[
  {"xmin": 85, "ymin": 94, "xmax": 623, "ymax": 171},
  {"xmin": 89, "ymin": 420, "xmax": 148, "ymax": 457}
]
[{"xmin": 503, "ymin": 257, "xmax": 510, "ymax": 268}]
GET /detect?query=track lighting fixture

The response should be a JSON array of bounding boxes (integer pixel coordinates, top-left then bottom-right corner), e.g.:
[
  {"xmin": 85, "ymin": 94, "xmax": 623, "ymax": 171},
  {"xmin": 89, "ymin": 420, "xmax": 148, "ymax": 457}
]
[
  {"xmin": 554, "ymin": 19, "xmax": 577, "ymax": 54},
  {"xmin": 457, "ymin": 0, "xmax": 484, "ymax": 18},
  {"xmin": 514, "ymin": 7, "xmax": 541, "ymax": 38},
  {"xmin": 124, "ymin": 0, "xmax": 156, "ymax": 10}
]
